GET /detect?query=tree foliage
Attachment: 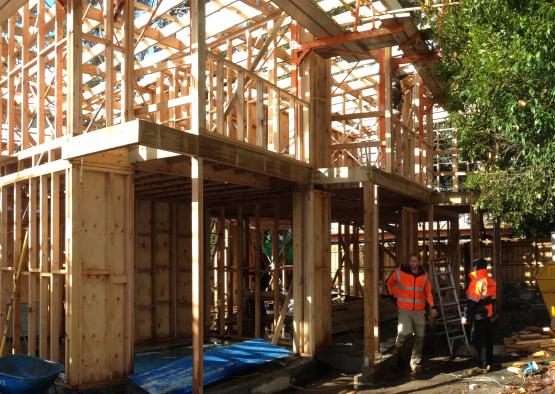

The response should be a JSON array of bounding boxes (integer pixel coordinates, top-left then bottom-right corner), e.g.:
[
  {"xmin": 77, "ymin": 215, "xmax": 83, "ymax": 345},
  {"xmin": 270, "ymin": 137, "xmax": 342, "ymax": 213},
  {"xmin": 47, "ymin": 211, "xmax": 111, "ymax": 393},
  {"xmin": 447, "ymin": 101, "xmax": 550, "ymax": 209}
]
[{"xmin": 433, "ymin": 0, "xmax": 555, "ymax": 236}]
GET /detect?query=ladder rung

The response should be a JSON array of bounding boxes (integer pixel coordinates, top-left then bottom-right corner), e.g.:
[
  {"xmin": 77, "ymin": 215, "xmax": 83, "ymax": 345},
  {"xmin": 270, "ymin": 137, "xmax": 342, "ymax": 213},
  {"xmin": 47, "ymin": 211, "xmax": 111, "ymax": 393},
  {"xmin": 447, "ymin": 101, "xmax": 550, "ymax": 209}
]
[
  {"xmin": 437, "ymin": 319, "xmax": 459, "ymax": 324},
  {"xmin": 448, "ymin": 335, "xmax": 467, "ymax": 340},
  {"xmin": 435, "ymin": 270, "xmax": 452, "ymax": 275},
  {"xmin": 439, "ymin": 286, "xmax": 454, "ymax": 291}
]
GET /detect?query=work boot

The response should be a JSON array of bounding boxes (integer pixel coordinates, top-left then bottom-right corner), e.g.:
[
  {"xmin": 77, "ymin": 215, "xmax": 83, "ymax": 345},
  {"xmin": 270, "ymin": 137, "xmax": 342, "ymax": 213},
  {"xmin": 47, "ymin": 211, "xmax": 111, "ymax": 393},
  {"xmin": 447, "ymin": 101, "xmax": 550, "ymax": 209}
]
[
  {"xmin": 411, "ymin": 364, "xmax": 423, "ymax": 373},
  {"xmin": 466, "ymin": 367, "xmax": 482, "ymax": 377}
]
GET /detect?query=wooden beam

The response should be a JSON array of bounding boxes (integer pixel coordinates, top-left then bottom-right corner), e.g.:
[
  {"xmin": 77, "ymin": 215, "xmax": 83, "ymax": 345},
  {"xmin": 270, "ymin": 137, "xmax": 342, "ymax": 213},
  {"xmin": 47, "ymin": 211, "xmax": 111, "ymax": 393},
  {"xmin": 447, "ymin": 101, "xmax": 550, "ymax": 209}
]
[
  {"xmin": 331, "ymin": 111, "xmax": 384, "ymax": 121},
  {"xmin": 136, "ymin": 122, "xmax": 313, "ymax": 184},
  {"xmin": 63, "ymin": 120, "xmax": 313, "ymax": 185},
  {"xmin": 271, "ymin": 285, "xmax": 291, "ymax": 344},
  {"xmin": 132, "ymin": 158, "xmax": 271, "ymax": 189},
  {"xmin": 0, "ymin": 0, "xmax": 27, "ymax": 26},
  {"xmin": 315, "ymin": 166, "xmax": 431, "ymax": 202}
]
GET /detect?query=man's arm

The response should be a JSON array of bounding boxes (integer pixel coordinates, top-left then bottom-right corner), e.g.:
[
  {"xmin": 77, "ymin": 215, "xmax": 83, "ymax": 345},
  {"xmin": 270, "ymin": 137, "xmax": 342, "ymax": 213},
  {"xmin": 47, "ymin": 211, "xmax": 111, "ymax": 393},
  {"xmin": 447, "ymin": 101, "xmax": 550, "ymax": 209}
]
[
  {"xmin": 386, "ymin": 270, "xmax": 397, "ymax": 297},
  {"xmin": 425, "ymin": 276, "xmax": 437, "ymax": 317},
  {"xmin": 425, "ymin": 277, "xmax": 434, "ymax": 308}
]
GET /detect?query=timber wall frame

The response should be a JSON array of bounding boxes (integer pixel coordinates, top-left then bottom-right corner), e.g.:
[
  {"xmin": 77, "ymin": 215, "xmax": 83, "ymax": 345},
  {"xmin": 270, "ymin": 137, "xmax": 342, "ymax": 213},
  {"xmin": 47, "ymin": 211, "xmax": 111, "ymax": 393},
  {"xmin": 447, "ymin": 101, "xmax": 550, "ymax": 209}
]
[{"xmin": 0, "ymin": 0, "xmax": 477, "ymax": 392}]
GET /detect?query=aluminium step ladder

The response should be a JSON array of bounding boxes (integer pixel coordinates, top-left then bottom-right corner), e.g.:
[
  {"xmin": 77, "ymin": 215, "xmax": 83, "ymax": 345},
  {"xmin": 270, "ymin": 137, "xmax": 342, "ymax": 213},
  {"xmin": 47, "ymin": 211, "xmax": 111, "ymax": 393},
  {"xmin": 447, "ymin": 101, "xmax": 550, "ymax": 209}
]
[{"xmin": 430, "ymin": 258, "xmax": 470, "ymax": 355}]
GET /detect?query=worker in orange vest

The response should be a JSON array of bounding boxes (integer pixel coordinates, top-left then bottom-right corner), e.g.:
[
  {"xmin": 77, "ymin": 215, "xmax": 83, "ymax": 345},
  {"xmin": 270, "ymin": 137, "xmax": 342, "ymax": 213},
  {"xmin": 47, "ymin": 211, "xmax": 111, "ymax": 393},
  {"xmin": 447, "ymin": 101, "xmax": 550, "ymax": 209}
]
[
  {"xmin": 462, "ymin": 257, "xmax": 497, "ymax": 374},
  {"xmin": 386, "ymin": 252, "xmax": 437, "ymax": 373}
]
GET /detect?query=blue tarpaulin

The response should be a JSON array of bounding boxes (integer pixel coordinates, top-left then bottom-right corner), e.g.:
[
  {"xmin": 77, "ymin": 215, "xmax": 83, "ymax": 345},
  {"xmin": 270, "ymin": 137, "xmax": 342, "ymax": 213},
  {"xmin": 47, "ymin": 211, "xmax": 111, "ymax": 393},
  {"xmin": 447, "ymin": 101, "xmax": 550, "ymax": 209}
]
[{"xmin": 129, "ymin": 339, "xmax": 293, "ymax": 394}]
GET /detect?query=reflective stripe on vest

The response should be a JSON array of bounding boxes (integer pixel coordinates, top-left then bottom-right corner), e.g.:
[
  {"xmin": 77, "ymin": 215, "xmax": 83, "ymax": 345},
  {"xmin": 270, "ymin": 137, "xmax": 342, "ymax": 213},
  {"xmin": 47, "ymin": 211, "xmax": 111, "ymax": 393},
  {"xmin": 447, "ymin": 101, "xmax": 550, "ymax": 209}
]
[
  {"xmin": 394, "ymin": 268, "xmax": 428, "ymax": 311},
  {"xmin": 397, "ymin": 296, "xmax": 424, "ymax": 304}
]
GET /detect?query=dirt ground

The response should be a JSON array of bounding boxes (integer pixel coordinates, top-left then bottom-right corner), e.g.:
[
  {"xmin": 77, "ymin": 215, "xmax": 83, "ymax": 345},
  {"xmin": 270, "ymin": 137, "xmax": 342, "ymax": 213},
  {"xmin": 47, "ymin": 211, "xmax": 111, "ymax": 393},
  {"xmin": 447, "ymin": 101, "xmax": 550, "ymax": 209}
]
[
  {"xmin": 288, "ymin": 350, "xmax": 555, "ymax": 394},
  {"xmin": 287, "ymin": 313, "xmax": 555, "ymax": 394}
]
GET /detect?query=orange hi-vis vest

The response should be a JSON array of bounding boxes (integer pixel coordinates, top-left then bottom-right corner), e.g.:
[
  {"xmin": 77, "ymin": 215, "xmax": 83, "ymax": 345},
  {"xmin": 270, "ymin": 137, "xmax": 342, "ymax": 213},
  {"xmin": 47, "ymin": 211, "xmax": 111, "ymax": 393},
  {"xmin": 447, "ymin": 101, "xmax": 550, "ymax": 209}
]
[
  {"xmin": 386, "ymin": 267, "xmax": 434, "ymax": 311},
  {"xmin": 467, "ymin": 268, "xmax": 496, "ymax": 318}
]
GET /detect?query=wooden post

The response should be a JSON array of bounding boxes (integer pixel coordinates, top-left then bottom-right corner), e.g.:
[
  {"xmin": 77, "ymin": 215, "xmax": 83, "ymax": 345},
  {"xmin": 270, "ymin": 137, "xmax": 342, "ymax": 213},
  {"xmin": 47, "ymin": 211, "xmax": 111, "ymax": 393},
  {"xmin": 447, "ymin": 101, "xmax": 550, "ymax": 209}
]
[
  {"xmin": 363, "ymin": 182, "xmax": 379, "ymax": 366},
  {"xmin": 492, "ymin": 220, "xmax": 503, "ymax": 313},
  {"xmin": 190, "ymin": 0, "xmax": 206, "ymax": 391},
  {"xmin": 218, "ymin": 208, "xmax": 225, "ymax": 336},
  {"xmin": 104, "ymin": 0, "xmax": 114, "ymax": 126},
  {"xmin": 21, "ymin": 4, "xmax": 30, "ymax": 149},
  {"xmin": 254, "ymin": 204, "xmax": 261, "ymax": 338},
  {"xmin": 292, "ymin": 189, "xmax": 331, "ymax": 356},
  {"xmin": 39, "ymin": 175, "xmax": 49, "ymax": 359},
  {"xmin": 236, "ymin": 207, "xmax": 244, "ymax": 338},
  {"xmin": 203, "ymin": 209, "xmax": 212, "ymax": 335},
  {"xmin": 191, "ymin": 157, "xmax": 204, "ymax": 393},
  {"xmin": 344, "ymin": 225, "xmax": 351, "ymax": 298},
  {"xmin": 237, "ymin": 72, "xmax": 246, "ymax": 142},
  {"xmin": 122, "ymin": 0, "xmax": 135, "ymax": 122},
  {"xmin": 7, "ymin": 16, "xmax": 15, "ymax": 153},
  {"xmin": 55, "ymin": 1, "xmax": 64, "ymax": 137},
  {"xmin": 379, "ymin": 48, "xmax": 392, "ymax": 172},
  {"xmin": 470, "ymin": 206, "xmax": 481, "ymax": 263},
  {"xmin": 272, "ymin": 201, "xmax": 280, "ymax": 327},
  {"xmin": 427, "ymin": 205, "xmax": 434, "ymax": 273},
  {"xmin": 449, "ymin": 219, "xmax": 461, "ymax": 296},
  {"xmin": 12, "ymin": 183, "xmax": 22, "ymax": 354},
  {"xmin": 353, "ymin": 226, "xmax": 361, "ymax": 298},
  {"xmin": 28, "ymin": 178, "xmax": 38, "ymax": 357},
  {"xmin": 308, "ymin": 54, "xmax": 331, "ymax": 167},
  {"xmin": 67, "ymin": 0, "xmax": 82, "ymax": 135},
  {"xmin": 0, "ymin": 187, "xmax": 7, "ymax": 344},
  {"xmin": 50, "ymin": 173, "xmax": 61, "ymax": 361},
  {"xmin": 425, "ymin": 94, "xmax": 434, "ymax": 187},
  {"xmin": 170, "ymin": 203, "xmax": 178, "ymax": 337}
]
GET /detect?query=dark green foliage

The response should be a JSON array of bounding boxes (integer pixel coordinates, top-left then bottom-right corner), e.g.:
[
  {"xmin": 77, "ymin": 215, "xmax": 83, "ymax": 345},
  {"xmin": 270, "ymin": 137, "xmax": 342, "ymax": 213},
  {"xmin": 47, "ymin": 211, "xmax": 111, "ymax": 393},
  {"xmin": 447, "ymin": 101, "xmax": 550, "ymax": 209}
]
[{"xmin": 432, "ymin": 0, "xmax": 555, "ymax": 235}]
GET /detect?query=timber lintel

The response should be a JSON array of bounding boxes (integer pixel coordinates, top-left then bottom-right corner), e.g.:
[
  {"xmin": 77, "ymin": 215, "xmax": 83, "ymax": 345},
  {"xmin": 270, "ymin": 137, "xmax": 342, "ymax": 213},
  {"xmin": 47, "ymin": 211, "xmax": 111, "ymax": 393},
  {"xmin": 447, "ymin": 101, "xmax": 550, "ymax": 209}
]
[
  {"xmin": 432, "ymin": 191, "xmax": 478, "ymax": 206},
  {"xmin": 62, "ymin": 120, "xmax": 313, "ymax": 185},
  {"xmin": 315, "ymin": 166, "xmax": 432, "ymax": 202}
]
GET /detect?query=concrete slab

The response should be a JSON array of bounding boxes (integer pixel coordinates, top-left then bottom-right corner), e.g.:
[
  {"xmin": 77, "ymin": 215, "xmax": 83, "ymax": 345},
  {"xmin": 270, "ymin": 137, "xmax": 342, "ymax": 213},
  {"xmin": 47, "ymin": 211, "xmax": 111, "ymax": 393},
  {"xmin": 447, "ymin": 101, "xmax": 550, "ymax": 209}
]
[{"xmin": 205, "ymin": 356, "xmax": 315, "ymax": 394}]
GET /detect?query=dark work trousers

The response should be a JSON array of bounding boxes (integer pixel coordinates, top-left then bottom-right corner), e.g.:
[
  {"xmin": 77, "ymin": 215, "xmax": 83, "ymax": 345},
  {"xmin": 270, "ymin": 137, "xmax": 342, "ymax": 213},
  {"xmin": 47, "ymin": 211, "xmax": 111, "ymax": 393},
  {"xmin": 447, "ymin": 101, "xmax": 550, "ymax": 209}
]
[{"xmin": 472, "ymin": 318, "xmax": 493, "ymax": 368}]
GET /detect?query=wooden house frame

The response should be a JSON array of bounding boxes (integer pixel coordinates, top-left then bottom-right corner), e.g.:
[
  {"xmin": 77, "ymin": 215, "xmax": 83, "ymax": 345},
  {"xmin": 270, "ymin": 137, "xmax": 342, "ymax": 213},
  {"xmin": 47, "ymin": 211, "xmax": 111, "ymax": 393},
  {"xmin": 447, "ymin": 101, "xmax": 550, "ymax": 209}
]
[{"xmin": 0, "ymin": 0, "xmax": 493, "ymax": 392}]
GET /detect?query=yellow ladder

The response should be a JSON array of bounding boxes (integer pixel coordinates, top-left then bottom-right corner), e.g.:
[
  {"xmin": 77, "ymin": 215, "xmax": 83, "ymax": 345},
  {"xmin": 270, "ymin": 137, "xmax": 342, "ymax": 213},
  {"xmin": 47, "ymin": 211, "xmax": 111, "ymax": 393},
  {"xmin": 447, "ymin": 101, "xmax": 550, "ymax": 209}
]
[{"xmin": 0, "ymin": 230, "xmax": 29, "ymax": 356}]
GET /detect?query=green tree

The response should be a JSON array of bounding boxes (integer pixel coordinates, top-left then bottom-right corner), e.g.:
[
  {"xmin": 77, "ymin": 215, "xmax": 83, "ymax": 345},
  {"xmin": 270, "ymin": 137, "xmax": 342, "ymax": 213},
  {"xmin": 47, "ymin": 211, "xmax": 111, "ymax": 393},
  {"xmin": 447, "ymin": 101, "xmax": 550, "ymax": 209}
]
[{"xmin": 432, "ymin": 0, "xmax": 555, "ymax": 235}]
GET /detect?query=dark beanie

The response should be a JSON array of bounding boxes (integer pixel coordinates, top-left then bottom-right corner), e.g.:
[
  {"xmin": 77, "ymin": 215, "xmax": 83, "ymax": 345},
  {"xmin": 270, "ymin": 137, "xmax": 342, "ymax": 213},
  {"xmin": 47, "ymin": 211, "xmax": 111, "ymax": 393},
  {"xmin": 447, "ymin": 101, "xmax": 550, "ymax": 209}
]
[{"xmin": 472, "ymin": 258, "xmax": 487, "ymax": 271}]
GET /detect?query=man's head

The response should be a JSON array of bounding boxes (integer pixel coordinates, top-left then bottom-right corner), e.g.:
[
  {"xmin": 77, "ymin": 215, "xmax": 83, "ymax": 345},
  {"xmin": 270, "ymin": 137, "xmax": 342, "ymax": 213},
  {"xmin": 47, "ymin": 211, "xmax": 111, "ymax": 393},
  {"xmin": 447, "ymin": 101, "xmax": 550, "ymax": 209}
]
[
  {"xmin": 471, "ymin": 257, "xmax": 487, "ymax": 272},
  {"xmin": 408, "ymin": 253, "xmax": 421, "ymax": 271}
]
